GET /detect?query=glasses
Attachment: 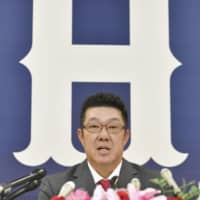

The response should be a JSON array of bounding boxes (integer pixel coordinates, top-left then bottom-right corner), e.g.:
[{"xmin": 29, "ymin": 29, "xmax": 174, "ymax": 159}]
[{"xmin": 83, "ymin": 121, "xmax": 125, "ymax": 134}]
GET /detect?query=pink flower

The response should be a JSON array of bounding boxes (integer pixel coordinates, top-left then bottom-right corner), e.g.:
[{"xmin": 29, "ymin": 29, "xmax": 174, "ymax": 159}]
[
  {"xmin": 106, "ymin": 188, "xmax": 120, "ymax": 200},
  {"xmin": 139, "ymin": 188, "xmax": 161, "ymax": 200},
  {"xmin": 65, "ymin": 189, "xmax": 91, "ymax": 200},
  {"xmin": 152, "ymin": 196, "xmax": 167, "ymax": 200},
  {"xmin": 127, "ymin": 183, "xmax": 140, "ymax": 200},
  {"xmin": 92, "ymin": 185, "xmax": 107, "ymax": 200},
  {"xmin": 140, "ymin": 188, "xmax": 166, "ymax": 200},
  {"xmin": 127, "ymin": 184, "xmax": 166, "ymax": 200}
]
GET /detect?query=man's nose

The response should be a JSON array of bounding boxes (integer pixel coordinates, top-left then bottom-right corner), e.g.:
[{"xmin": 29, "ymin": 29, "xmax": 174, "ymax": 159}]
[{"xmin": 98, "ymin": 126, "xmax": 109, "ymax": 139}]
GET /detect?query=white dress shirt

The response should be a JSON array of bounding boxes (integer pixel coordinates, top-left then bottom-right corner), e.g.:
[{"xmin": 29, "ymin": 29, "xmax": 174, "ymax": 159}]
[{"xmin": 87, "ymin": 161, "xmax": 122, "ymax": 184}]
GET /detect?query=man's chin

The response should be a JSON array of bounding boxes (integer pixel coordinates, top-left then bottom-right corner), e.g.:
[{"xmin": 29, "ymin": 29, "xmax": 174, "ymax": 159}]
[{"xmin": 95, "ymin": 157, "xmax": 114, "ymax": 165}]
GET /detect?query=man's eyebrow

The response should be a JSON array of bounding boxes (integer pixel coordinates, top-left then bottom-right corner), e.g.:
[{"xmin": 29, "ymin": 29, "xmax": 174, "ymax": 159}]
[
  {"xmin": 87, "ymin": 117, "xmax": 121, "ymax": 122},
  {"xmin": 87, "ymin": 117, "xmax": 99, "ymax": 121},
  {"xmin": 108, "ymin": 118, "xmax": 121, "ymax": 121}
]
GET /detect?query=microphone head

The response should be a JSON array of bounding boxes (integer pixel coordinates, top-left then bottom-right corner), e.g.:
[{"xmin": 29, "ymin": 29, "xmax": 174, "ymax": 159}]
[
  {"xmin": 58, "ymin": 181, "xmax": 75, "ymax": 197},
  {"xmin": 130, "ymin": 178, "xmax": 141, "ymax": 190},
  {"xmin": 160, "ymin": 168, "xmax": 180, "ymax": 193},
  {"xmin": 31, "ymin": 168, "xmax": 47, "ymax": 179},
  {"xmin": 110, "ymin": 176, "xmax": 118, "ymax": 188},
  {"xmin": 0, "ymin": 183, "xmax": 11, "ymax": 195},
  {"xmin": 161, "ymin": 168, "xmax": 172, "ymax": 179},
  {"xmin": 0, "ymin": 185, "xmax": 4, "ymax": 192}
]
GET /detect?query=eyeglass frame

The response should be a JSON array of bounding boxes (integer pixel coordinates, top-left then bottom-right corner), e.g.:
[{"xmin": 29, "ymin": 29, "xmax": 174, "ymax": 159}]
[{"xmin": 82, "ymin": 120, "xmax": 126, "ymax": 134}]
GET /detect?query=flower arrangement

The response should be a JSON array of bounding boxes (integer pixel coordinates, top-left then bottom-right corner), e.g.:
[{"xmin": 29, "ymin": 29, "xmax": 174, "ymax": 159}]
[
  {"xmin": 150, "ymin": 168, "xmax": 200, "ymax": 200},
  {"xmin": 51, "ymin": 169, "xmax": 200, "ymax": 200},
  {"xmin": 63, "ymin": 184, "xmax": 165, "ymax": 200}
]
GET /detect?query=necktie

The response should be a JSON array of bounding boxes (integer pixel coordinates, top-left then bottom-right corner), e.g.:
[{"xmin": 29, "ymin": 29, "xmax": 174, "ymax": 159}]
[{"xmin": 98, "ymin": 179, "xmax": 110, "ymax": 191}]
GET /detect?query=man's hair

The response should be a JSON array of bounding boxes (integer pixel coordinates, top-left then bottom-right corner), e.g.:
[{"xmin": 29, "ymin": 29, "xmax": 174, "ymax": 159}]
[{"xmin": 80, "ymin": 93, "xmax": 128, "ymax": 127}]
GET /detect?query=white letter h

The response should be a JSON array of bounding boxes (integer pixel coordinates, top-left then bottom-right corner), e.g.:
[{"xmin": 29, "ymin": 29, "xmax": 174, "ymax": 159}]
[{"xmin": 14, "ymin": 0, "xmax": 188, "ymax": 167}]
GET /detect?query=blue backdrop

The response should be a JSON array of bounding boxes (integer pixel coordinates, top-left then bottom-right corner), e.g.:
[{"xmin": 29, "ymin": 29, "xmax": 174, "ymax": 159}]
[{"xmin": 0, "ymin": 0, "xmax": 200, "ymax": 199}]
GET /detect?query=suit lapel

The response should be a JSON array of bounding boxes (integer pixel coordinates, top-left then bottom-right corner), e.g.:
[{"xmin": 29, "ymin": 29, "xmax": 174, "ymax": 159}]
[
  {"xmin": 70, "ymin": 159, "xmax": 141, "ymax": 193},
  {"xmin": 117, "ymin": 159, "xmax": 140, "ymax": 188},
  {"xmin": 72, "ymin": 160, "xmax": 95, "ymax": 195}
]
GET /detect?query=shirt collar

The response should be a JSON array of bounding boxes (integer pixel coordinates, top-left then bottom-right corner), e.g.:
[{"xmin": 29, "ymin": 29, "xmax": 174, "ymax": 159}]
[{"xmin": 87, "ymin": 161, "xmax": 122, "ymax": 184}]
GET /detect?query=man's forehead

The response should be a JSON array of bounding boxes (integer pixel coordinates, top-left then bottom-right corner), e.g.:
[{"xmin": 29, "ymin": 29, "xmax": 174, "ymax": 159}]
[{"xmin": 84, "ymin": 106, "xmax": 123, "ymax": 121}]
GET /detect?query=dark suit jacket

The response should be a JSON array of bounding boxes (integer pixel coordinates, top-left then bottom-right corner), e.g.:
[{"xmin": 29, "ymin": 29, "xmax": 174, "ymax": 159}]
[{"xmin": 38, "ymin": 159, "xmax": 160, "ymax": 200}]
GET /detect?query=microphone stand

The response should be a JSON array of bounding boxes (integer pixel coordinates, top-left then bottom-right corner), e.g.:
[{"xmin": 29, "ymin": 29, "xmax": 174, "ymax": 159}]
[
  {"xmin": 2, "ymin": 179, "xmax": 41, "ymax": 200},
  {"xmin": 0, "ymin": 168, "xmax": 46, "ymax": 200}
]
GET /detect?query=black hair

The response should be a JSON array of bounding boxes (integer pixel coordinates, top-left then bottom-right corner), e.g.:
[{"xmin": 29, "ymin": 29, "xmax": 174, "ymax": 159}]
[{"xmin": 80, "ymin": 93, "xmax": 128, "ymax": 127}]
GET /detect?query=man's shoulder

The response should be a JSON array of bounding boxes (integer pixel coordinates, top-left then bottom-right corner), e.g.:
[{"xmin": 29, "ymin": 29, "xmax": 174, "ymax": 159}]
[
  {"xmin": 39, "ymin": 160, "xmax": 86, "ymax": 197},
  {"xmin": 122, "ymin": 159, "xmax": 161, "ymax": 189},
  {"xmin": 123, "ymin": 159, "xmax": 160, "ymax": 177},
  {"xmin": 47, "ymin": 163, "xmax": 80, "ymax": 179},
  {"xmin": 43, "ymin": 161, "xmax": 85, "ymax": 183}
]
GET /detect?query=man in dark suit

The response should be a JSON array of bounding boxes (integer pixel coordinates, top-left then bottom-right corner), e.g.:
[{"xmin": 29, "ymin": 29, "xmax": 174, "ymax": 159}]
[{"xmin": 38, "ymin": 93, "xmax": 160, "ymax": 200}]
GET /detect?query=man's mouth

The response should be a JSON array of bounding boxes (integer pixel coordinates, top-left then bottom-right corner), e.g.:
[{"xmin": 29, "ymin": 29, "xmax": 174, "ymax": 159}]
[{"xmin": 97, "ymin": 146, "xmax": 111, "ymax": 151}]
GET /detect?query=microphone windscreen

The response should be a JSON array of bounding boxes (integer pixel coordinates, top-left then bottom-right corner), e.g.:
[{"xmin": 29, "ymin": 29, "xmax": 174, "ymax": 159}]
[
  {"xmin": 130, "ymin": 178, "xmax": 141, "ymax": 190},
  {"xmin": 160, "ymin": 168, "xmax": 180, "ymax": 193},
  {"xmin": 161, "ymin": 168, "xmax": 172, "ymax": 179},
  {"xmin": 58, "ymin": 181, "xmax": 75, "ymax": 197}
]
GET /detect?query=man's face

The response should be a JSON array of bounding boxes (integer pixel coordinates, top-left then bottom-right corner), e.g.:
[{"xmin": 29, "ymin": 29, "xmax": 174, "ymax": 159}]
[{"xmin": 77, "ymin": 106, "xmax": 129, "ymax": 169}]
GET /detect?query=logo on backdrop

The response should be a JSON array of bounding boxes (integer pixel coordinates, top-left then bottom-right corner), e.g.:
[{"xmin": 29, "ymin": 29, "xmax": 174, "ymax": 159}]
[{"xmin": 14, "ymin": 0, "xmax": 188, "ymax": 167}]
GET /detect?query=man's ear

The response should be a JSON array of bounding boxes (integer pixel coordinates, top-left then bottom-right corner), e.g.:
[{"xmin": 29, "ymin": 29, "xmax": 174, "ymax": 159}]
[
  {"xmin": 77, "ymin": 128, "xmax": 84, "ymax": 144},
  {"xmin": 123, "ymin": 129, "xmax": 130, "ymax": 146}
]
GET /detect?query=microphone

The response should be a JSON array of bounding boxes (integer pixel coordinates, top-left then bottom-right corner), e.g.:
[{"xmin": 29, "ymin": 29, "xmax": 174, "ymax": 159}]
[
  {"xmin": 161, "ymin": 168, "xmax": 181, "ymax": 194},
  {"xmin": 127, "ymin": 178, "xmax": 141, "ymax": 200},
  {"xmin": 130, "ymin": 178, "xmax": 141, "ymax": 190},
  {"xmin": 0, "ymin": 168, "xmax": 46, "ymax": 196},
  {"xmin": 110, "ymin": 176, "xmax": 119, "ymax": 189},
  {"xmin": 51, "ymin": 181, "xmax": 75, "ymax": 200},
  {"xmin": 0, "ymin": 185, "xmax": 5, "ymax": 194},
  {"xmin": 4, "ymin": 179, "xmax": 41, "ymax": 200}
]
